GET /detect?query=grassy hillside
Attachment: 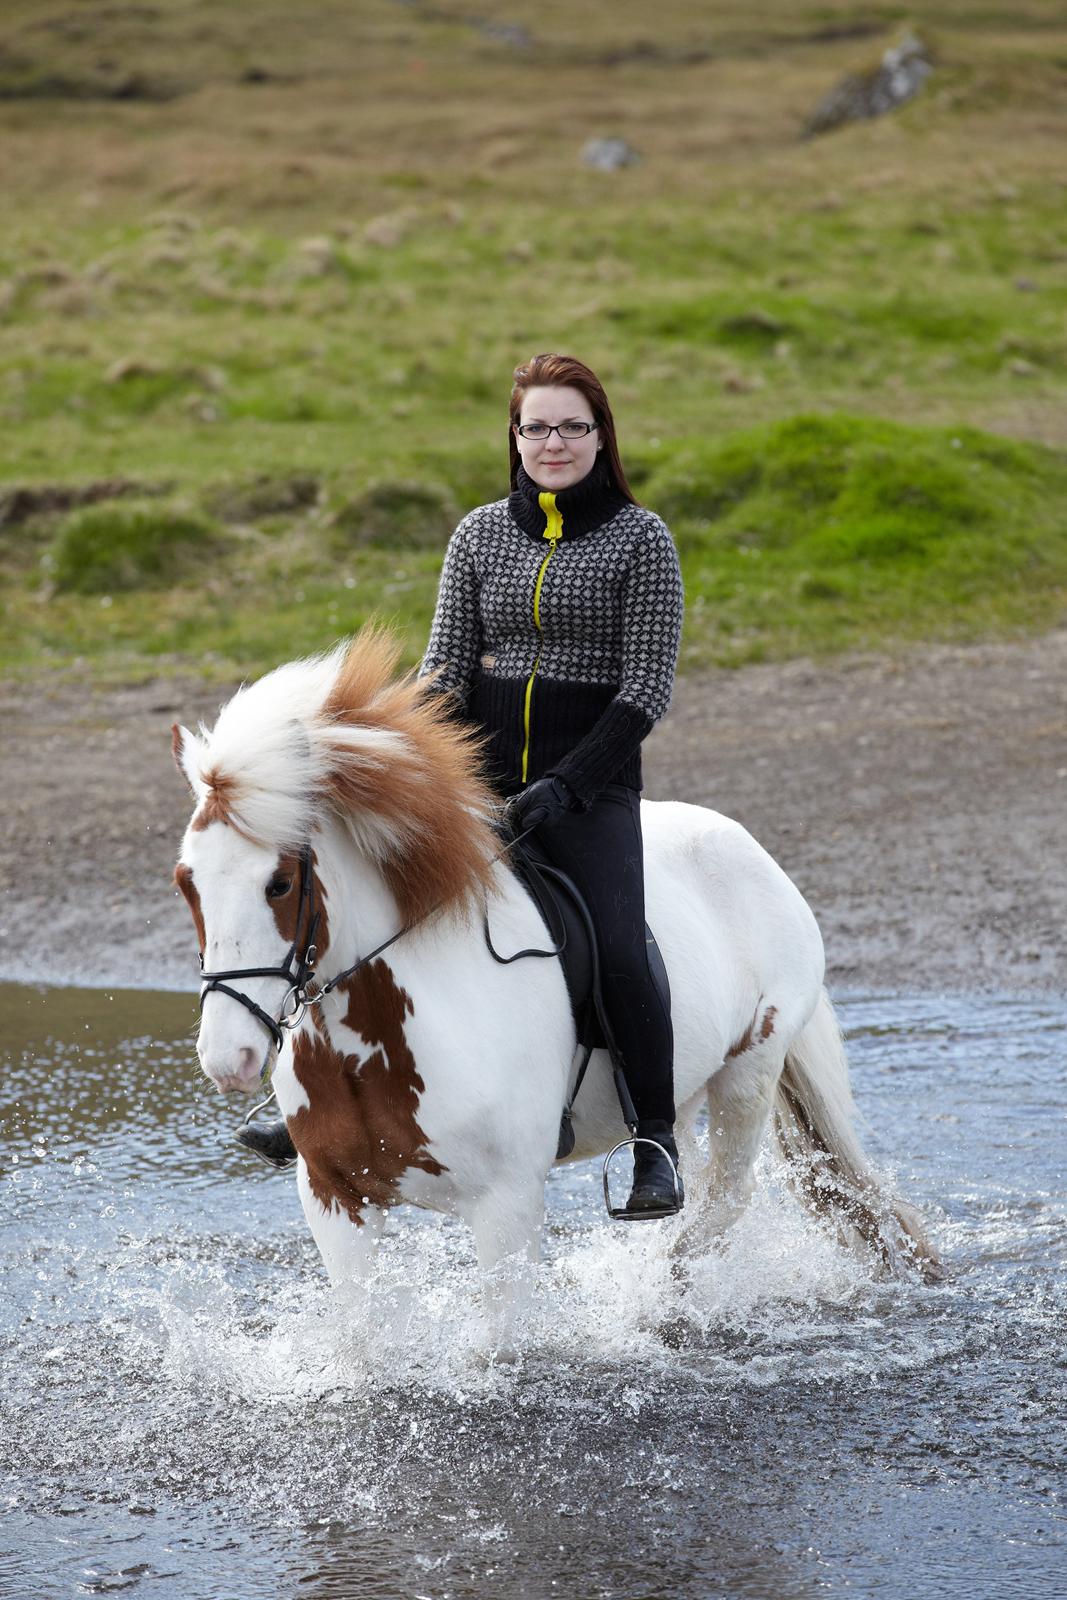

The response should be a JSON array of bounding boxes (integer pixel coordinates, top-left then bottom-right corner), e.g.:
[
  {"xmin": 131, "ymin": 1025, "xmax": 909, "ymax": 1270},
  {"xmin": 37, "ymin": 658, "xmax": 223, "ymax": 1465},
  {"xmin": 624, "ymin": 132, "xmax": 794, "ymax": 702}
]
[{"xmin": 2, "ymin": 0, "xmax": 1065, "ymax": 679}]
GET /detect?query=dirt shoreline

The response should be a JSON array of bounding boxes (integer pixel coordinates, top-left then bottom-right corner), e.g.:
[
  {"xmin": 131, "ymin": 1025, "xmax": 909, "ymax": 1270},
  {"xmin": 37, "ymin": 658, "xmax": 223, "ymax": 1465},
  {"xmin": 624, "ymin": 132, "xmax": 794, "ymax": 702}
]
[{"xmin": 2, "ymin": 632, "xmax": 1065, "ymax": 997}]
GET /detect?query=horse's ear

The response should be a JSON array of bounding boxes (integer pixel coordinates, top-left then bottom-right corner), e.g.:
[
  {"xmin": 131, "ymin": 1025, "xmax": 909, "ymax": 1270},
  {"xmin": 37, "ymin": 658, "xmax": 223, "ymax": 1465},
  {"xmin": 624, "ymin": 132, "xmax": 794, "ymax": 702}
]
[{"xmin": 171, "ymin": 723, "xmax": 202, "ymax": 796}]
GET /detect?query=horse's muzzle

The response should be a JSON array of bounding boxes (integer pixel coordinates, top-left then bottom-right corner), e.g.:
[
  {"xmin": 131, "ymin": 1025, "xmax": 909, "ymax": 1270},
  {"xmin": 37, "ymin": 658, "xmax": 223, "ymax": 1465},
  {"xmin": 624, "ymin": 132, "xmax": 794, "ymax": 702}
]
[{"xmin": 199, "ymin": 1044, "xmax": 268, "ymax": 1095}]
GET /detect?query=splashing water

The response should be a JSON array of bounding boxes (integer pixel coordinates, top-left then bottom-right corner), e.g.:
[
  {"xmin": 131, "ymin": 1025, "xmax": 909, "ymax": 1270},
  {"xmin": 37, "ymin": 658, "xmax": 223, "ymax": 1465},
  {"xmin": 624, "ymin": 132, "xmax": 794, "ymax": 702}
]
[{"xmin": 1, "ymin": 984, "xmax": 1064, "ymax": 1599}]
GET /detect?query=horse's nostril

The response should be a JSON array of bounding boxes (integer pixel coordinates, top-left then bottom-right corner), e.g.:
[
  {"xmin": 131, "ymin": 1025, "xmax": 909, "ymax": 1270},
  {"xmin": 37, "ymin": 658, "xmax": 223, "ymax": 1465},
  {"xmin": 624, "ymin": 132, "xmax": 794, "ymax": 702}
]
[
  {"xmin": 237, "ymin": 1046, "xmax": 261, "ymax": 1079},
  {"xmin": 199, "ymin": 1043, "xmax": 263, "ymax": 1091}
]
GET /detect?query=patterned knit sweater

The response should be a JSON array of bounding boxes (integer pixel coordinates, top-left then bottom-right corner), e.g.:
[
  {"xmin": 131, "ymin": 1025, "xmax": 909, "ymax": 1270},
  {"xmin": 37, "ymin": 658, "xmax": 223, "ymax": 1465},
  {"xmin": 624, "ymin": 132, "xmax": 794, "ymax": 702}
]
[{"xmin": 418, "ymin": 464, "xmax": 684, "ymax": 803}]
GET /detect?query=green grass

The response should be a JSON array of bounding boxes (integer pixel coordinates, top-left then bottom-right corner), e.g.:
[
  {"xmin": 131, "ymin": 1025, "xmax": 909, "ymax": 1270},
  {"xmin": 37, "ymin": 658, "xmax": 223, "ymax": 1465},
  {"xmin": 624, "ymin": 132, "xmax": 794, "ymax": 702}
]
[
  {"xmin": 46, "ymin": 500, "xmax": 224, "ymax": 595},
  {"xmin": 1, "ymin": 0, "xmax": 1065, "ymax": 680},
  {"xmin": 4, "ymin": 414, "xmax": 1064, "ymax": 681},
  {"xmin": 650, "ymin": 416, "xmax": 1067, "ymax": 665},
  {"xmin": 334, "ymin": 481, "xmax": 461, "ymax": 550}
]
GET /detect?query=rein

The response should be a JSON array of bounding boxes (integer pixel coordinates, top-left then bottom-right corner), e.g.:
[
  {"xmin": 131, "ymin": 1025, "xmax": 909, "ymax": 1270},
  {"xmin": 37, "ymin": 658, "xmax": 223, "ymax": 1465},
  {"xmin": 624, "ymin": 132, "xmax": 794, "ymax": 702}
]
[{"xmin": 197, "ymin": 814, "xmax": 547, "ymax": 1077}]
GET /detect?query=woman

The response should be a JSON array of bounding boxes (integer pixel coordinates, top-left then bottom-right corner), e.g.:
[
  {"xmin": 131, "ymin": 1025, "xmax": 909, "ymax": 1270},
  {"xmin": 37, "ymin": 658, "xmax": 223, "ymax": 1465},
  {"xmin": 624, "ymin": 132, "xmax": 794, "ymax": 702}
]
[
  {"xmin": 238, "ymin": 353, "xmax": 685, "ymax": 1215},
  {"xmin": 419, "ymin": 352, "xmax": 685, "ymax": 1215}
]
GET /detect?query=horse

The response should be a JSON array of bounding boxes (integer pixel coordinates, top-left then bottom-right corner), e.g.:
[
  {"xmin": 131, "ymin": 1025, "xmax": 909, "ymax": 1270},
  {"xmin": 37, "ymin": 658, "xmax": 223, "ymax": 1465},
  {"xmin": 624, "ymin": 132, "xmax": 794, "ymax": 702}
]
[{"xmin": 172, "ymin": 627, "xmax": 938, "ymax": 1346}]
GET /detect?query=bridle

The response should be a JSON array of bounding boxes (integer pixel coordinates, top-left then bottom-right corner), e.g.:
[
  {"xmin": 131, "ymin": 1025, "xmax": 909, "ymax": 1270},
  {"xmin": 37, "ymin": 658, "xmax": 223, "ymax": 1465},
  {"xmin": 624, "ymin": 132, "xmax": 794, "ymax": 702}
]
[
  {"xmin": 197, "ymin": 843, "xmax": 323, "ymax": 1056},
  {"xmin": 196, "ymin": 814, "xmax": 550, "ymax": 1079}
]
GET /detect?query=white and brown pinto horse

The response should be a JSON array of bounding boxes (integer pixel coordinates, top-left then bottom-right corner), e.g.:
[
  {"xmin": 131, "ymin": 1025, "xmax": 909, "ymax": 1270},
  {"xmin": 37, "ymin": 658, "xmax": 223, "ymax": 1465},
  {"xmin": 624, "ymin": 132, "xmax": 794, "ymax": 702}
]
[{"xmin": 173, "ymin": 630, "xmax": 937, "ymax": 1343}]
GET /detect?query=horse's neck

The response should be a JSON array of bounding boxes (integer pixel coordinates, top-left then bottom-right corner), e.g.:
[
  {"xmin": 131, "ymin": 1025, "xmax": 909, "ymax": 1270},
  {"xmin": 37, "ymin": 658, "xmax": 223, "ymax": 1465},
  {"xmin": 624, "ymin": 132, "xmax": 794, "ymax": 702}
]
[
  {"xmin": 310, "ymin": 830, "xmax": 532, "ymax": 1043},
  {"xmin": 306, "ymin": 822, "xmax": 497, "ymax": 1083},
  {"xmin": 313, "ymin": 822, "xmax": 400, "ymax": 983}
]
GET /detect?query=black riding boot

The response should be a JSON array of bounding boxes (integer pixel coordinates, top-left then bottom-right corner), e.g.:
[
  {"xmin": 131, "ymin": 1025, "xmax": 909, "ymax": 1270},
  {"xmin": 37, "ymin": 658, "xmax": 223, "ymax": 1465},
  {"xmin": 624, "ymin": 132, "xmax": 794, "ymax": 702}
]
[
  {"xmin": 624, "ymin": 1119, "xmax": 684, "ymax": 1216},
  {"xmin": 235, "ymin": 1116, "xmax": 297, "ymax": 1170}
]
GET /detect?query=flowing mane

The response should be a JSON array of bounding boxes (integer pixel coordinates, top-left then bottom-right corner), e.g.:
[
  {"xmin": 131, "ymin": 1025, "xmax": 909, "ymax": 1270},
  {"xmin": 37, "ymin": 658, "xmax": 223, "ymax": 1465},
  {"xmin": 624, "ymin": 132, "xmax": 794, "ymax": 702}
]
[{"xmin": 176, "ymin": 627, "xmax": 500, "ymax": 925}]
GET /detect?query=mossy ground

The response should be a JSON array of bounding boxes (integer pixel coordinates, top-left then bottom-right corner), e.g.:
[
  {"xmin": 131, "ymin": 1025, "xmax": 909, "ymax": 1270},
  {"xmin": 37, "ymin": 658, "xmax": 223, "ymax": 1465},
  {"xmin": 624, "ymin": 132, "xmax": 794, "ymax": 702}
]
[
  {"xmin": 1, "ymin": 0, "xmax": 1065, "ymax": 680},
  {"xmin": 46, "ymin": 501, "xmax": 224, "ymax": 595}
]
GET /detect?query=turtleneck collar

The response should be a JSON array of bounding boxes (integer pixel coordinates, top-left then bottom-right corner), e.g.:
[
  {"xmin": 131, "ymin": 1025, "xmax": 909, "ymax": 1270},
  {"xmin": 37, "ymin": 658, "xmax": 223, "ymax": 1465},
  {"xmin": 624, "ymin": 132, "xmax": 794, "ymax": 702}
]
[{"xmin": 508, "ymin": 459, "xmax": 628, "ymax": 544}]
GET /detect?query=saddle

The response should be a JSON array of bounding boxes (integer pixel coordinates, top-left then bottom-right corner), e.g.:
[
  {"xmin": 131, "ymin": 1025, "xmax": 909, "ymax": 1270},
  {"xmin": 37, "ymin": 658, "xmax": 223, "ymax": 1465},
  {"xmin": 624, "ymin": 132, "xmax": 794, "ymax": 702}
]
[{"xmin": 494, "ymin": 833, "xmax": 672, "ymax": 1159}]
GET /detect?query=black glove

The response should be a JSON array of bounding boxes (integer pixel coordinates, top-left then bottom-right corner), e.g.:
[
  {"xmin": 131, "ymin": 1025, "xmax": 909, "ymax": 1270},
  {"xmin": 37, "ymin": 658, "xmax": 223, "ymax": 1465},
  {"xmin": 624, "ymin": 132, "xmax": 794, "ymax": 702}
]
[{"xmin": 505, "ymin": 775, "xmax": 577, "ymax": 836}]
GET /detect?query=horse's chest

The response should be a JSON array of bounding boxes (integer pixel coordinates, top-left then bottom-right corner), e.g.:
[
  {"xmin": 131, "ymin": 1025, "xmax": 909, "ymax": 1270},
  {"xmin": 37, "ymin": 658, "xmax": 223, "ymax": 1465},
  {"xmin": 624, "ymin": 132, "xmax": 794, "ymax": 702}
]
[{"xmin": 288, "ymin": 961, "xmax": 446, "ymax": 1223}]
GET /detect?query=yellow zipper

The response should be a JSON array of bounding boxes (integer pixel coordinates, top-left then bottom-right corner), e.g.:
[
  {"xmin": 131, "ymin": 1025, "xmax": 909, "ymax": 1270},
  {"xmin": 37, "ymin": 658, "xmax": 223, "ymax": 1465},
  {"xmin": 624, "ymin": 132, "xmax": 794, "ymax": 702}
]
[{"xmin": 520, "ymin": 492, "xmax": 563, "ymax": 782}]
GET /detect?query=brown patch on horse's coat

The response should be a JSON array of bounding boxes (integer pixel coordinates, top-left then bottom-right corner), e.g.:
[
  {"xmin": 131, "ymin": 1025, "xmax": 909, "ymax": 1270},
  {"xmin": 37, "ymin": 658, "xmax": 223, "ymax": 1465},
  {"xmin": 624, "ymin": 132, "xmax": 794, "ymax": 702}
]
[
  {"xmin": 269, "ymin": 850, "xmax": 331, "ymax": 965},
  {"xmin": 319, "ymin": 628, "xmax": 497, "ymax": 926},
  {"xmin": 190, "ymin": 766, "xmax": 238, "ymax": 832},
  {"xmin": 726, "ymin": 1017, "xmax": 756, "ymax": 1060},
  {"xmin": 173, "ymin": 863, "xmax": 206, "ymax": 951},
  {"xmin": 727, "ymin": 998, "xmax": 778, "ymax": 1059},
  {"xmin": 288, "ymin": 957, "xmax": 445, "ymax": 1225}
]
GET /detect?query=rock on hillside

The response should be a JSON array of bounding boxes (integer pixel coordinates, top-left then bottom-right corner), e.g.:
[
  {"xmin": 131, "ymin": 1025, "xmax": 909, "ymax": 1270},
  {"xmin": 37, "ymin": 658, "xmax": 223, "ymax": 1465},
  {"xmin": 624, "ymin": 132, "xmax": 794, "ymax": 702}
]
[{"xmin": 804, "ymin": 32, "xmax": 933, "ymax": 138}]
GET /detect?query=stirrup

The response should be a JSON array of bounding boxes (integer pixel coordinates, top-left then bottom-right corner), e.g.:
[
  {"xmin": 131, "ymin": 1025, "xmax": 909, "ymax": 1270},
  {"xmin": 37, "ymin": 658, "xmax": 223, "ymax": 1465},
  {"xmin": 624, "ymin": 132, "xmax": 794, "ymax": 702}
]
[
  {"xmin": 602, "ymin": 1136, "xmax": 683, "ymax": 1221},
  {"xmin": 241, "ymin": 1088, "xmax": 279, "ymax": 1128}
]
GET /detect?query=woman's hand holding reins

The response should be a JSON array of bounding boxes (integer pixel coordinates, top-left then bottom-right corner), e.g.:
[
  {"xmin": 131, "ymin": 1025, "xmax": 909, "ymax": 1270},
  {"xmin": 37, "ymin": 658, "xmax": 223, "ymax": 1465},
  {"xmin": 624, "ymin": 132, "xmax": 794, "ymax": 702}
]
[{"xmin": 505, "ymin": 775, "xmax": 579, "ymax": 835}]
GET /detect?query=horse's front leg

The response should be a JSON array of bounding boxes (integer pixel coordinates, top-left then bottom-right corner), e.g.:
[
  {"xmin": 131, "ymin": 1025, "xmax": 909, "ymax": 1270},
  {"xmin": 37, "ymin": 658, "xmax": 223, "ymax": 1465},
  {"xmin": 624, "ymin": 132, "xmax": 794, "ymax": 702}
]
[
  {"xmin": 463, "ymin": 1179, "xmax": 546, "ymax": 1360},
  {"xmin": 296, "ymin": 1161, "xmax": 386, "ymax": 1289}
]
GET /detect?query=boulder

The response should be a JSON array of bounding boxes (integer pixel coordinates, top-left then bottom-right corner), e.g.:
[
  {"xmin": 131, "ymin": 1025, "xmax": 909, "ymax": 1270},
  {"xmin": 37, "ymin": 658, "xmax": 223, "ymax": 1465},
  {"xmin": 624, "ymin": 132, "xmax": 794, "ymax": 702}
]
[
  {"xmin": 581, "ymin": 138, "xmax": 640, "ymax": 171},
  {"xmin": 804, "ymin": 31, "xmax": 933, "ymax": 138}
]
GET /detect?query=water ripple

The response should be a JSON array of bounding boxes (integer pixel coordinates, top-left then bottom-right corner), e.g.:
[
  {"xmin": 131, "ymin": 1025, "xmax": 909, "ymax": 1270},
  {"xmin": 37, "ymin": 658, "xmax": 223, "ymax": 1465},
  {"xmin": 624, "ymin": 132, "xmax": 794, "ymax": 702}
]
[{"xmin": 1, "ymin": 983, "xmax": 1064, "ymax": 1600}]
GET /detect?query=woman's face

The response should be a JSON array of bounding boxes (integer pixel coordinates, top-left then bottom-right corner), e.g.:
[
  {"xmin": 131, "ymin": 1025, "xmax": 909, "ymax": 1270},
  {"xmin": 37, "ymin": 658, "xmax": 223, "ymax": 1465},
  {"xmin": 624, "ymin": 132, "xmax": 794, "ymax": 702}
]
[{"xmin": 514, "ymin": 384, "xmax": 602, "ymax": 493}]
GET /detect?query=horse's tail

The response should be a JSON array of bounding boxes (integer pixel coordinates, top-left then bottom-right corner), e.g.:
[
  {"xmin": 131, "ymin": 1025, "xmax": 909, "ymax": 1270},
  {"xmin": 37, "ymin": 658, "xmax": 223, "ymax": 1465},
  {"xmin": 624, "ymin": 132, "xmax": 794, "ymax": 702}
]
[{"xmin": 774, "ymin": 989, "xmax": 942, "ymax": 1281}]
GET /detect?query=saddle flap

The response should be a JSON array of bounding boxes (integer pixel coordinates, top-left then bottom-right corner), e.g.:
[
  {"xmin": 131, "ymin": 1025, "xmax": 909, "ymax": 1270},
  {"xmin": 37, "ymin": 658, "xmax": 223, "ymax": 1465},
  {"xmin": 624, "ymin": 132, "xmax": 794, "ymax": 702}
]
[
  {"xmin": 509, "ymin": 836, "xmax": 672, "ymax": 1057},
  {"xmin": 495, "ymin": 834, "xmax": 673, "ymax": 1151}
]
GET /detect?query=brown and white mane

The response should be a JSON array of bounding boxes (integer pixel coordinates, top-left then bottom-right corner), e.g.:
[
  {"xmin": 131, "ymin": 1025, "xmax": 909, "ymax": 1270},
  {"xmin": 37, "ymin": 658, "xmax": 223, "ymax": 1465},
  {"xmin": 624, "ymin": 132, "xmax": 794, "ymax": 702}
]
[{"xmin": 174, "ymin": 627, "xmax": 500, "ymax": 926}]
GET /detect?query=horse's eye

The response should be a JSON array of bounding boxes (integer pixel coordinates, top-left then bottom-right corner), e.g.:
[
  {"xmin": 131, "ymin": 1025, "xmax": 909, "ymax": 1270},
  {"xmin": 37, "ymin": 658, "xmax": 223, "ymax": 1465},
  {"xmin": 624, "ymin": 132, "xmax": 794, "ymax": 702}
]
[{"xmin": 266, "ymin": 875, "xmax": 293, "ymax": 900}]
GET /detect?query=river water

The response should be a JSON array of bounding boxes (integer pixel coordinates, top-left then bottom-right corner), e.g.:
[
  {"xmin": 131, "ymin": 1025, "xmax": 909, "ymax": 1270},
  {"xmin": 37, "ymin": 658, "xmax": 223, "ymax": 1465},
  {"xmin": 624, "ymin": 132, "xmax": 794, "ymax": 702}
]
[{"xmin": 0, "ymin": 983, "xmax": 1063, "ymax": 1600}]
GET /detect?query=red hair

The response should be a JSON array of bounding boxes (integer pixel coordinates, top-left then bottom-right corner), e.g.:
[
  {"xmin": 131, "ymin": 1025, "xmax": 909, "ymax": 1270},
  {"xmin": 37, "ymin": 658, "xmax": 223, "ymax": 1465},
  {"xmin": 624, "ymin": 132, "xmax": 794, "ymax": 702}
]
[{"xmin": 508, "ymin": 353, "xmax": 636, "ymax": 502}]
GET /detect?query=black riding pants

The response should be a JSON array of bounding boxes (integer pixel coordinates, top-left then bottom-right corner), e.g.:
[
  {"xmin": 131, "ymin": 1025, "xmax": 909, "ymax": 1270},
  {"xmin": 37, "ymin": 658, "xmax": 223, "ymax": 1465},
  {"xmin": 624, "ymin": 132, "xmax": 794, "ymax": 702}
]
[{"xmin": 532, "ymin": 782, "xmax": 675, "ymax": 1127}]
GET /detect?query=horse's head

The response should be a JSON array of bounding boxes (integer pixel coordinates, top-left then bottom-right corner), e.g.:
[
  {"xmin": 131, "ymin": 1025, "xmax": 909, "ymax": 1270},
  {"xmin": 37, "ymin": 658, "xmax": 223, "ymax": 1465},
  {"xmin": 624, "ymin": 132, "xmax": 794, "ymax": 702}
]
[
  {"xmin": 171, "ymin": 631, "xmax": 499, "ymax": 1095},
  {"xmin": 173, "ymin": 723, "xmax": 323, "ymax": 1094}
]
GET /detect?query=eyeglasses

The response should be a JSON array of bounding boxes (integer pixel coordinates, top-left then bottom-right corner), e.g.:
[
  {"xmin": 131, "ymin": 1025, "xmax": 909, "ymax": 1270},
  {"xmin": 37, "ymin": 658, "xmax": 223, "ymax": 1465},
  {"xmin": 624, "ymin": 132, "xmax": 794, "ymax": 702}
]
[{"xmin": 515, "ymin": 421, "xmax": 598, "ymax": 440}]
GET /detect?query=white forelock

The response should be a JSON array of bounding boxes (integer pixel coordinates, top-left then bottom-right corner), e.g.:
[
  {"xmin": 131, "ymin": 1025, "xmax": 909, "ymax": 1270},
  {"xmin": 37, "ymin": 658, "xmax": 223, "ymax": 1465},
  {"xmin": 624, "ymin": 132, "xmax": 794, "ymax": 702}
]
[{"xmin": 185, "ymin": 644, "xmax": 410, "ymax": 851}]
